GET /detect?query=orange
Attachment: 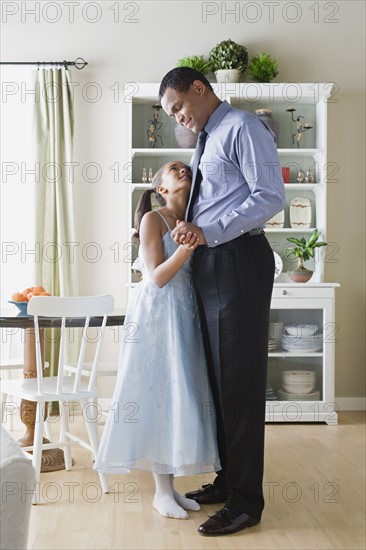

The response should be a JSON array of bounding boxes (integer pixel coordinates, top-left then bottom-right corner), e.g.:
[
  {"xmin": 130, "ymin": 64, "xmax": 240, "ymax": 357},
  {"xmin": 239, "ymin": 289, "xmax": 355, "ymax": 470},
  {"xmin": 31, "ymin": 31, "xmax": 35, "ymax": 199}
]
[
  {"xmin": 22, "ymin": 287, "xmax": 33, "ymax": 297},
  {"xmin": 32, "ymin": 286, "xmax": 46, "ymax": 295},
  {"xmin": 11, "ymin": 292, "xmax": 27, "ymax": 302},
  {"xmin": 40, "ymin": 292, "xmax": 51, "ymax": 296},
  {"xmin": 27, "ymin": 292, "xmax": 36, "ymax": 301}
]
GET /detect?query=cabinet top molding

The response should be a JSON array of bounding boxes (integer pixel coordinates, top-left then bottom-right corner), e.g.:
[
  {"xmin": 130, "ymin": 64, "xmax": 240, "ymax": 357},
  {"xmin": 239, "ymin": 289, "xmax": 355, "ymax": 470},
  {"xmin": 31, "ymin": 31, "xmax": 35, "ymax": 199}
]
[{"xmin": 125, "ymin": 83, "xmax": 336, "ymax": 103}]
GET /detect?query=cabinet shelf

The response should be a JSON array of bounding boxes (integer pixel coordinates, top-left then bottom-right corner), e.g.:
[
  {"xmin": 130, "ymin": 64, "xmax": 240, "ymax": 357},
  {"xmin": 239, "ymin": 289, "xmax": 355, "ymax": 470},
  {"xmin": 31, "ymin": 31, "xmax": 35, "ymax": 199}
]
[
  {"xmin": 265, "ymin": 227, "xmax": 323, "ymax": 233},
  {"xmin": 268, "ymin": 352, "xmax": 323, "ymax": 357},
  {"xmin": 131, "ymin": 182, "xmax": 322, "ymax": 191},
  {"xmin": 131, "ymin": 147, "xmax": 321, "ymax": 157},
  {"xmin": 278, "ymin": 148, "xmax": 321, "ymax": 156},
  {"xmin": 283, "ymin": 183, "xmax": 322, "ymax": 190},
  {"xmin": 132, "ymin": 148, "xmax": 193, "ymax": 158},
  {"xmin": 265, "ymin": 400, "xmax": 324, "ymax": 405},
  {"xmin": 131, "ymin": 183, "xmax": 152, "ymax": 190}
]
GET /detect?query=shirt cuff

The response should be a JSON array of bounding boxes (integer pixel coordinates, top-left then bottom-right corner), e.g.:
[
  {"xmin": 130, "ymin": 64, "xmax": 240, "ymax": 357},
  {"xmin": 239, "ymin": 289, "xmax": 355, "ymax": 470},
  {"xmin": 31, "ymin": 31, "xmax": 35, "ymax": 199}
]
[
  {"xmin": 202, "ymin": 222, "xmax": 263, "ymax": 247},
  {"xmin": 201, "ymin": 222, "xmax": 226, "ymax": 247}
]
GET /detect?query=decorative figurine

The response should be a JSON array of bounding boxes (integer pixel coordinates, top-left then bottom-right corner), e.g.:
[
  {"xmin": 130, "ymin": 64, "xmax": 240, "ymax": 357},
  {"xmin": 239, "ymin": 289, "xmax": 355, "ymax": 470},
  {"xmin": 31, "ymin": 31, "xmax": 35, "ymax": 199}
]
[
  {"xmin": 297, "ymin": 169, "xmax": 305, "ymax": 183},
  {"xmin": 147, "ymin": 104, "xmax": 164, "ymax": 148},
  {"xmin": 305, "ymin": 169, "xmax": 314, "ymax": 183},
  {"xmin": 286, "ymin": 108, "xmax": 313, "ymax": 148}
]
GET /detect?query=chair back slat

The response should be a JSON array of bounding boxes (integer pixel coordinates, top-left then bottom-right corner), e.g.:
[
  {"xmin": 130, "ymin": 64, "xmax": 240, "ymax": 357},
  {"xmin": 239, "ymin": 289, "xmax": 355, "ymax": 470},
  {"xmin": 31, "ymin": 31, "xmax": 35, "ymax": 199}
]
[
  {"xmin": 88, "ymin": 314, "xmax": 108, "ymax": 391},
  {"xmin": 33, "ymin": 315, "xmax": 44, "ymax": 394},
  {"xmin": 72, "ymin": 316, "xmax": 90, "ymax": 393},
  {"xmin": 56, "ymin": 318, "xmax": 66, "ymax": 393},
  {"xmin": 27, "ymin": 295, "xmax": 114, "ymax": 396}
]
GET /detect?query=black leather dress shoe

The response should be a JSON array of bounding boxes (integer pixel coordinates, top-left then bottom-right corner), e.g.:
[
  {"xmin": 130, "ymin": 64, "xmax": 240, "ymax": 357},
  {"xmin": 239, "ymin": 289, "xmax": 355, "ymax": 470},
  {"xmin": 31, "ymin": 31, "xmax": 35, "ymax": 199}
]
[
  {"xmin": 185, "ymin": 483, "xmax": 228, "ymax": 504},
  {"xmin": 198, "ymin": 507, "xmax": 260, "ymax": 536}
]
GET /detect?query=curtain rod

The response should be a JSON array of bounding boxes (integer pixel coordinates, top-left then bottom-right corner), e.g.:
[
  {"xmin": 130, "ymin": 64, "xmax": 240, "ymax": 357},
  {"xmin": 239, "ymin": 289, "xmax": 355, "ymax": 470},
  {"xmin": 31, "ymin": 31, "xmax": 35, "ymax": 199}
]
[{"xmin": 0, "ymin": 57, "xmax": 88, "ymax": 69}]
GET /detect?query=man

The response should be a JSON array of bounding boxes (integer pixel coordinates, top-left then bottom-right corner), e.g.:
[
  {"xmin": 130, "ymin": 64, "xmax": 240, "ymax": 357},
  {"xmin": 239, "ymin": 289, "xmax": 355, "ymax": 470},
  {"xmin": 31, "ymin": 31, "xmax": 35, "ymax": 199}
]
[{"xmin": 159, "ymin": 67, "xmax": 286, "ymax": 536}]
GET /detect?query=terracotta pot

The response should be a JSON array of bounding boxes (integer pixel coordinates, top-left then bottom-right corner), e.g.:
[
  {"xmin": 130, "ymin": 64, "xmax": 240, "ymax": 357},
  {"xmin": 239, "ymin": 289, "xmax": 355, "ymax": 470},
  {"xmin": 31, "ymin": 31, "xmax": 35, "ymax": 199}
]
[
  {"xmin": 174, "ymin": 124, "xmax": 198, "ymax": 148},
  {"xmin": 288, "ymin": 269, "xmax": 313, "ymax": 283}
]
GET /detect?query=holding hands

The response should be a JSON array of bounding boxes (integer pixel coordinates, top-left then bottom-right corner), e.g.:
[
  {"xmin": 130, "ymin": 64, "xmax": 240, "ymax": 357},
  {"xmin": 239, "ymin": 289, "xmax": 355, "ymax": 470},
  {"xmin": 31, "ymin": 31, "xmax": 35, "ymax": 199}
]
[{"xmin": 172, "ymin": 221, "xmax": 207, "ymax": 249}]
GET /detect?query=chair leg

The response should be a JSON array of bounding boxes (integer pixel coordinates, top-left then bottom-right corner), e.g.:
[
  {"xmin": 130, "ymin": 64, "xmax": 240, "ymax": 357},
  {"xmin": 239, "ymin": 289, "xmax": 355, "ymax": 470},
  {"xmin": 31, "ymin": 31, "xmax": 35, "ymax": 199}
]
[
  {"xmin": 59, "ymin": 402, "xmax": 72, "ymax": 470},
  {"xmin": 32, "ymin": 402, "xmax": 45, "ymax": 504},
  {"xmin": 7, "ymin": 394, "xmax": 14, "ymax": 431},
  {"xmin": 44, "ymin": 418, "xmax": 53, "ymax": 442},
  {"xmin": 0, "ymin": 392, "xmax": 17, "ymax": 431},
  {"xmin": 0, "ymin": 392, "xmax": 7, "ymax": 424},
  {"xmin": 1, "ymin": 368, "xmax": 17, "ymax": 431},
  {"xmin": 82, "ymin": 398, "xmax": 109, "ymax": 494}
]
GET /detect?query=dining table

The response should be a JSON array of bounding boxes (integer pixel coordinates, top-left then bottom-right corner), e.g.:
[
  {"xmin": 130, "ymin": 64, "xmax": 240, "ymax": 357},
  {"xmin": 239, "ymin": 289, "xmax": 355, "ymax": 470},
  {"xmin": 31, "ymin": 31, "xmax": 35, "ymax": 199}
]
[{"xmin": 0, "ymin": 304, "xmax": 125, "ymax": 472}]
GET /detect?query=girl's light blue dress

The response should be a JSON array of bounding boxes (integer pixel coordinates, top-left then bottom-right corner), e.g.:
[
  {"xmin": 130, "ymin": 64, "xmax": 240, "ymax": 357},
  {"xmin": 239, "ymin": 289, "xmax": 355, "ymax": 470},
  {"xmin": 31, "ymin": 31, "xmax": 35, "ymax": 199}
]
[{"xmin": 94, "ymin": 212, "xmax": 220, "ymax": 476}]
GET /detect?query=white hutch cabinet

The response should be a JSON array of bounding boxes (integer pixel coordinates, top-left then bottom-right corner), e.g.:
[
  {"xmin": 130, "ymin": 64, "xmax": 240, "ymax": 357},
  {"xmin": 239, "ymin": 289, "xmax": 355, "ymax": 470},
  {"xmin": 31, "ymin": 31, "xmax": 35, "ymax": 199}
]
[{"xmin": 125, "ymin": 82, "xmax": 339, "ymax": 424}]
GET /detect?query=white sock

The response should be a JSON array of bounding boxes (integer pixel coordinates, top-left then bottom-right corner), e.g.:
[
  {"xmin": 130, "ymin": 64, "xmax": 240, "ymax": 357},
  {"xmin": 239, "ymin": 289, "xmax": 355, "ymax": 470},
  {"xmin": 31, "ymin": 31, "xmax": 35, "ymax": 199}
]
[
  {"xmin": 152, "ymin": 473, "xmax": 188, "ymax": 519},
  {"xmin": 170, "ymin": 475, "xmax": 201, "ymax": 511},
  {"xmin": 172, "ymin": 490, "xmax": 201, "ymax": 511}
]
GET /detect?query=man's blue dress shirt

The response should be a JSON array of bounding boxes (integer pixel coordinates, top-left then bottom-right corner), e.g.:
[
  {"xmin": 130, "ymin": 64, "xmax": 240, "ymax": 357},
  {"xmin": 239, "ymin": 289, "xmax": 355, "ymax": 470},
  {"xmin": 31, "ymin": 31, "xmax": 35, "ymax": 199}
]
[{"xmin": 190, "ymin": 100, "xmax": 286, "ymax": 247}]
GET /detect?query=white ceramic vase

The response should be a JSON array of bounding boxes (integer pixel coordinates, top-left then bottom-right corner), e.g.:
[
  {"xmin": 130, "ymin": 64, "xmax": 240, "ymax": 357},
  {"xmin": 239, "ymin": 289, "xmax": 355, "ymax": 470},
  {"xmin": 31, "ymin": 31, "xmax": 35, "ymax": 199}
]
[{"xmin": 214, "ymin": 69, "xmax": 241, "ymax": 83}]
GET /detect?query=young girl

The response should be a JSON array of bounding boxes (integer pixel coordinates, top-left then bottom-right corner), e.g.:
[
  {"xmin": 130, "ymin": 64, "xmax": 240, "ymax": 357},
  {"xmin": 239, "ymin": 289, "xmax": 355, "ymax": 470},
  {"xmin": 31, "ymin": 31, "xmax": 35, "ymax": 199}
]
[{"xmin": 94, "ymin": 161, "xmax": 220, "ymax": 519}]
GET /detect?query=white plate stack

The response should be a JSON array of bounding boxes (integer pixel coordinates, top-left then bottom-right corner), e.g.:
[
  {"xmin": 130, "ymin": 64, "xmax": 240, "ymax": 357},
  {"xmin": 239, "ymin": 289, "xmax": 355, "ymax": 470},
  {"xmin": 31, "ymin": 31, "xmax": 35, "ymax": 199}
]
[
  {"xmin": 268, "ymin": 338, "xmax": 277, "ymax": 351},
  {"xmin": 282, "ymin": 324, "xmax": 323, "ymax": 352},
  {"xmin": 279, "ymin": 370, "xmax": 320, "ymax": 400},
  {"xmin": 269, "ymin": 322, "xmax": 284, "ymax": 351}
]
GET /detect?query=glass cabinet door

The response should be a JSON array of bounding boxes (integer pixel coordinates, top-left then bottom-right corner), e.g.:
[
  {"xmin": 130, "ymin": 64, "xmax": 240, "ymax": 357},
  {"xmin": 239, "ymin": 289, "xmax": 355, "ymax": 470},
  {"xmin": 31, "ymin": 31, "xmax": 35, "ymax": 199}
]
[{"xmin": 266, "ymin": 305, "xmax": 338, "ymax": 425}]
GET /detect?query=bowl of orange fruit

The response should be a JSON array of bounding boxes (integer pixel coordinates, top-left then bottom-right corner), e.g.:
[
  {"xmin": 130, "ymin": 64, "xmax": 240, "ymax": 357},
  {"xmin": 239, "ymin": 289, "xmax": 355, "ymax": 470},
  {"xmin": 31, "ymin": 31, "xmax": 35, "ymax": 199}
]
[{"xmin": 9, "ymin": 286, "xmax": 51, "ymax": 314}]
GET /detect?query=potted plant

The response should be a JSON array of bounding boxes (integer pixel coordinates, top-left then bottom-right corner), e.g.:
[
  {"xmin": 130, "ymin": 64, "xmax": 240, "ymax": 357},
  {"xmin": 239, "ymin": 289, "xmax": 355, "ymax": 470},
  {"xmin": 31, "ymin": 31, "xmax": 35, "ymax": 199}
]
[
  {"xmin": 284, "ymin": 229, "xmax": 327, "ymax": 283},
  {"xmin": 209, "ymin": 39, "xmax": 248, "ymax": 83},
  {"xmin": 176, "ymin": 55, "xmax": 213, "ymax": 75},
  {"xmin": 247, "ymin": 52, "xmax": 279, "ymax": 83}
]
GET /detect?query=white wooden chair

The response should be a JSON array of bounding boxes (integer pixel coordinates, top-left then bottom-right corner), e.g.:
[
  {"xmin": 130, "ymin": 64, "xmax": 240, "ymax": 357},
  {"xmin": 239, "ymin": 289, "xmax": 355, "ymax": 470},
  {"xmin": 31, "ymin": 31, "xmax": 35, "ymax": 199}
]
[
  {"xmin": 1, "ymin": 359, "xmax": 51, "ymax": 433},
  {"xmin": 63, "ymin": 361, "xmax": 118, "ymax": 425},
  {"xmin": 0, "ymin": 360, "xmax": 24, "ymax": 431},
  {"xmin": 0, "ymin": 295, "xmax": 114, "ymax": 503},
  {"xmin": 0, "ymin": 329, "xmax": 53, "ymax": 433},
  {"xmin": 0, "ymin": 328, "xmax": 25, "ymax": 430}
]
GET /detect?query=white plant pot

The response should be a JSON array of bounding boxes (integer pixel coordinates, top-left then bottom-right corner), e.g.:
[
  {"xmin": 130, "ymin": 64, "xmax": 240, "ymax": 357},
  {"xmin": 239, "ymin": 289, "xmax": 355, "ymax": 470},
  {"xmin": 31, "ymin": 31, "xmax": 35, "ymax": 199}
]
[{"xmin": 214, "ymin": 69, "xmax": 241, "ymax": 83}]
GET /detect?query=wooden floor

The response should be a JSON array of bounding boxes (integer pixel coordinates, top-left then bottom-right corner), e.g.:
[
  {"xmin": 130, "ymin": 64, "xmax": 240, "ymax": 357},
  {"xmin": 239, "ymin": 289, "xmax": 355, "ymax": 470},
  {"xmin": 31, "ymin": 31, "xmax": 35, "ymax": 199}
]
[{"xmin": 12, "ymin": 411, "xmax": 366, "ymax": 549}]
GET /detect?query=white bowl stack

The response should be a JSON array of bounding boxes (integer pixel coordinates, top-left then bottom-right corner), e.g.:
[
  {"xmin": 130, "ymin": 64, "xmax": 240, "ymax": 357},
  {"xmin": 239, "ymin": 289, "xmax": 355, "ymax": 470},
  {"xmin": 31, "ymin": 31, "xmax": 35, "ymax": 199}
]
[
  {"xmin": 278, "ymin": 370, "xmax": 320, "ymax": 400},
  {"xmin": 282, "ymin": 324, "xmax": 322, "ymax": 353}
]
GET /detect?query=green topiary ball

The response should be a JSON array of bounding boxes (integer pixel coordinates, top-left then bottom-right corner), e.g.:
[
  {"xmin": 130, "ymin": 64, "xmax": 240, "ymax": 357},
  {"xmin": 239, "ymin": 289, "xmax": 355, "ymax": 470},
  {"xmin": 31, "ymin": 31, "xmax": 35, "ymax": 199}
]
[{"xmin": 209, "ymin": 39, "xmax": 248, "ymax": 73}]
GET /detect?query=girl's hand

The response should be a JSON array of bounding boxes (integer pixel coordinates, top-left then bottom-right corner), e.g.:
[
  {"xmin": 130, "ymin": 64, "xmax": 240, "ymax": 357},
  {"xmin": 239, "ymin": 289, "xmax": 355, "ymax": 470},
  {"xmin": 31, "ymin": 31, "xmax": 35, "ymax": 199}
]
[
  {"xmin": 180, "ymin": 232, "xmax": 200, "ymax": 252},
  {"xmin": 172, "ymin": 221, "xmax": 207, "ymax": 245}
]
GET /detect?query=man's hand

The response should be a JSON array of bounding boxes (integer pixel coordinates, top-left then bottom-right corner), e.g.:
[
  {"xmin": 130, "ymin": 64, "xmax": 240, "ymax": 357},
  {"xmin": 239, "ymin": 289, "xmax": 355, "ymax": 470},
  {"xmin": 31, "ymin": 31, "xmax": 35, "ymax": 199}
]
[{"xmin": 172, "ymin": 221, "xmax": 207, "ymax": 246}]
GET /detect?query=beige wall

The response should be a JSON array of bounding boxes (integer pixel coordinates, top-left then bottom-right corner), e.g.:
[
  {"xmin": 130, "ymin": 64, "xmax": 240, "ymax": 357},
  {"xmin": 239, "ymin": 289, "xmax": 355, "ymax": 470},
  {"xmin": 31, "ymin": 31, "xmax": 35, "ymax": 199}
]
[
  {"xmin": 327, "ymin": 94, "xmax": 365, "ymax": 398},
  {"xmin": 1, "ymin": 1, "xmax": 365, "ymax": 399}
]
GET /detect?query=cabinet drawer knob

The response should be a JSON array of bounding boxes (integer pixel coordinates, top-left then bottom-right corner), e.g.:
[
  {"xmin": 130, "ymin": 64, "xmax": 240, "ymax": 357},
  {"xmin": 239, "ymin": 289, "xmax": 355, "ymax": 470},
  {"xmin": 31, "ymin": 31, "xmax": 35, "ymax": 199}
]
[{"xmin": 282, "ymin": 290, "xmax": 288, "ymax": 295}]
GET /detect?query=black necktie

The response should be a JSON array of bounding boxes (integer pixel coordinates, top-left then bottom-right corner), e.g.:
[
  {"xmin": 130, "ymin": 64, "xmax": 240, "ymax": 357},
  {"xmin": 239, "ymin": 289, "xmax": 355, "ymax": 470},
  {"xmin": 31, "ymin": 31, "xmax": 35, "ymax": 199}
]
[{"xmin": 186, "ymin": 129, "xmax": 208, "ymax": 222}]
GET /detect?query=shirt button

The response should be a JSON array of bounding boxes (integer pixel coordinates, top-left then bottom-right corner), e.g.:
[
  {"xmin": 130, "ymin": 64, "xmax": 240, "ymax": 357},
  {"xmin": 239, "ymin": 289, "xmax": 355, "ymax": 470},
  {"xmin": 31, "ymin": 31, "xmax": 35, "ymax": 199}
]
[
  {"xmin": 241, "ymin": 230, "xmax": 244, "ymax": 233},
  {"xmin": 214, "ymin": 240, "xmax": 218, "ymax": 244}
]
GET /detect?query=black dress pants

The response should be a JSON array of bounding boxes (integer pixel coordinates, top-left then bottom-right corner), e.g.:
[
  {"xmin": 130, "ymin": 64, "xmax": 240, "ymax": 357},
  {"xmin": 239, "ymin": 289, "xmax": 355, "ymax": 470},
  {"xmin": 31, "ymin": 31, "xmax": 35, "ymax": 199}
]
[{"xmin": 193, "ymin": 232, "xmax": 275, "ymax": 519}]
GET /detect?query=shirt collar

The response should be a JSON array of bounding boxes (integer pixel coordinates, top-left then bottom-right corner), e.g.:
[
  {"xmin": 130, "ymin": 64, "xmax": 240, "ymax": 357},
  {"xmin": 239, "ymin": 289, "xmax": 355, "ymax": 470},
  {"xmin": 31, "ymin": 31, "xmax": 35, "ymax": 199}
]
[{"xmin": 204, "ymin": 100, "xmax": 231, "ymax": 136}]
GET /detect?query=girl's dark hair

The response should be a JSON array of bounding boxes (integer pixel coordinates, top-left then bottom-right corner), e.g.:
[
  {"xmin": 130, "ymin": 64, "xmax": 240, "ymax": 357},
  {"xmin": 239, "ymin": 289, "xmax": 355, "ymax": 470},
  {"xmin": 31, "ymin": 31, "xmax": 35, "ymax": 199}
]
[
  {"xmin": 133, "ymin": 166, "xmax": 166, "ymax": 239},
  {"xmin": 158, "ymin": 67, "xmax": 214, "ymax": 100}
]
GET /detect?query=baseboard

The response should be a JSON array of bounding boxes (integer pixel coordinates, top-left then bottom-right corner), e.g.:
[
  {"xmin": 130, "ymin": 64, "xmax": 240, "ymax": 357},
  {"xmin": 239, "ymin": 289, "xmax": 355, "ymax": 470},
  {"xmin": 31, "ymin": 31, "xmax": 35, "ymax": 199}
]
[{"xmin": 335, "ymin": 397, "xmax": 366, "ymax": 411}]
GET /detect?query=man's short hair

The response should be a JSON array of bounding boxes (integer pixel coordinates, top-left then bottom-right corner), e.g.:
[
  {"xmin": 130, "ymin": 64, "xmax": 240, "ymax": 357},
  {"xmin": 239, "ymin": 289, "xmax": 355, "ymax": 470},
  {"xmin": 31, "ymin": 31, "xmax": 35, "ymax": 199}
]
[{"xmin": 158, "ymin": 67, "xmax": 214, "ymax": 100}]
